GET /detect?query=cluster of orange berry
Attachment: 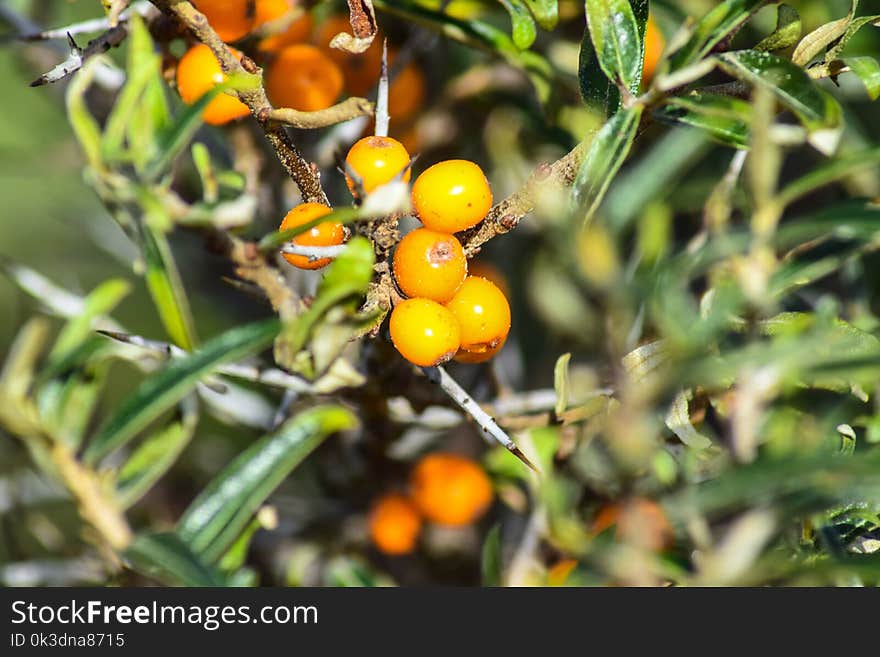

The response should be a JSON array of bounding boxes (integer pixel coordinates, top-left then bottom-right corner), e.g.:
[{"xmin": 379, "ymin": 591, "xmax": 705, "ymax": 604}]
[
  {"xmin": 368, "ymin": 453, "xmax": 493, "ymax": 555},
  {"xmin": 177, "ymin": 0, "xmax": 424, "ymax": 128}
]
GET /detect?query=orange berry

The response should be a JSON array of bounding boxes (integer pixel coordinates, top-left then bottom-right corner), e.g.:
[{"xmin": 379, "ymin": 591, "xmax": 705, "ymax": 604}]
[
  {"xmin": 454, "ymin": 336, "xmax": 506, "ymax": 364},
  {"xmin": 193, "ymin": 0, "xmax": 255, "ymax": 42},
  {"xmin": 445, "ymin": 276, "xmax": 510, "ymax": 354},
  {"xmin": 389, "ymin": 298, "xmax": 460, "ymax": 367},
  {"xmin": 393, "ymin": 229, "xmax": 466, "ymax": 303},
  {"xmin": 389, "ymin": 61, "xmax": 426, "ymax": 122},
  {"xmin": 592, "ymin": 499, "xmax": 673, "ymax": 552},
  {"xmin": 176, "ymin": 44, "xmax": 251, "ymax": 126},
  {"xmin": 266, "ymin": 44, "xmax": 343, "ymax": 112},
  {"xmin": 410, "ymin": 453, "xmax": 493, "ymax": 526},
  {"xmin": 255, "ymin": 0, "xmax": 312, "ymax": 52},
  {"xmin": 368, "ymin": 493, "xmax": 422, "ymax": 555},
  {"xmin": 412, "ymin": 160, "xmax": 492, "ymax": 233},
  {"xmin": 345, "ymin": 136, "xmax": 412, "ymax": 195},
  {"xmin": 547, "ymin": 559, "xmax": 578, "ymax": 586},
  {"xmin": 279, "ymin": 202, "xmax": 345, "ymax": 270},
  {"xmin": 643, "ymin": 16, "xmax": 665, "ymax": 83}
]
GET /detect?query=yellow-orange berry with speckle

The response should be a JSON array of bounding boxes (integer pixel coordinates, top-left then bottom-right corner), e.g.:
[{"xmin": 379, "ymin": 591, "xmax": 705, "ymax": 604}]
[
  {"xmin": 412, "ymin": 160, "xmax": 492, "ymax": 233},
  {"xmin": 345, "ymin": 136, "xmax": 412, "ymax": 195},
  {"xmin": 368, "ymin": 493, "xmax": 422, "ymax": 555},
  {"xmin": 445, "ymin": 276, "xmax": 510, "ymax": 355},
  {"xmin": 393, "ymin": 229, "xmax": 466, "ymax": 303},
  {"xmin": 176, "ymin": 44, "xmax": 251, "ymax": 126},
  {"xmin": 410, "ymin": 453, "xmax": 493, "ymax": 526},
  {"xmin": 266, "ymin": 44, "xmax": 343, "ymax": 112},
  {"xmin": 193, "ymin": 0, "xmax": 255, "ymax": 42},
  {"xmin": 389, "ymin": 299, "xmax": 460, "ymax": 367},
  {"xmin": 279, "ymin": 202, "xmax": 345, "ymax": 270}
]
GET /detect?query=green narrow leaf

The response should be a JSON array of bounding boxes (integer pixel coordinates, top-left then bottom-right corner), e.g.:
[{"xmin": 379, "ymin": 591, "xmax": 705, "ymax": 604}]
[
  {"xmin": 481, "ymin": 524, "xmax": 503, "ymax": 586},
  {"xmin": 84, "ymin": 318, "xmax": 280, "ymax": 464},
  {"xmin": 792, "ymin": 0, "xmax": 858, "ymax": 66},
  {"xmin": 579, "ymin": 28, "xmax": 620, "ymax": 117},
  {"xmin": 584, "ymin": 0, "xmax": 643, "ymax": 94},
  {"xmin": 41, "ymin": 361, "xmax": 108, "ymax": 450},
  {"xmin": 124, "ymin": 532, "xmax": 228, "ymax": 586},
  {"xmin": 654, "ymin": 93, "xmax": 753, "ymax": 149},
  {"xmin": 258, "ymin": 207, "xmax": 360, "ymax": 251},
  {"xmin": 776, "ymin": 147, "xmax": 880, "ymax": 208},
  {"xmin": 48, "ymin": 279, "xmax": 130, "ymax": 366},
  {"xmin": 65, "ymin": 59, "xmax": 104, "ymax": 171},
  {"xmin": 665, "ymin": 391, "xmax": 713, "ymax": 449},
  {"xmin": 177, "ymin": 405, "xmax": 357, "ymax": 562},
  {"xmin": 717, "ymin": 50, "xmax": 843, "ymax": 153},
  {"xmin": 524, "ymin": 0, "xmax": 558, "ymax": 30},
  {"xmin": 824, "ymin": 14, "xmax": 880, "ymax": 63},
  {"xmin": 572, "ymin": 106, "xmax": 643, "ymax": 222},
  {"xmin": 554, "ymin": 353, "xmax": 571, "ymax": 417},
  {"xmin": 116, "ymin": 408, "xmax": 199, "ymax": 509},
  {"xmin": 843, "ymin": 56, "xmax": 880, "ymax": 100},
  {"xmin": 499, "ymin": 0, "xmax": 537, "ymax": 50},
  {"xmin": 668, "ymin": 0, "xmax": 767, "ymax": 70},
  {"xmin": 138, "ymin": 199, "xmax": 199, "ymax": 350},
  {"xmin": 755, "ymin": 4, "xmax": 802, "ymax": 52},
  {"xmin": 191, "ymin": 142, "xmax": 219, "ymax": 203}
]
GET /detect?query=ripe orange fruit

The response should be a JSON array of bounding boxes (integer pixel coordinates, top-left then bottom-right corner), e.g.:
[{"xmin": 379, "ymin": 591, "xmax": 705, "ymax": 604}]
[
  {"xmin": 368, "ymin": 493, "xmax": 422, "ymax": 555},
  {"xmin": 266, "ymin": 44, "xmax": 343, "ymax": 112},
  {"xmin": 643, "ymin": 16, "xmax": 665, "ymax": 82},
  {"xmin": 389, "ymin": 298, "xmax": 460, "ymax": 367},
  {"xmin": 176, "ymin": 44, "xmax": 251, "ymax": 126},
  {"xmin": 192, "ymin": 0, "xmax": 255, "ymax": 42},
  {"xmin": 454, "ymin": 336, "xmax": 506, "ymax": 364},
  {"xmin": 345, "ymin": 136, "xmax": 412, "ymax": 195},
  {"xmin": 410, "ymin": 453, "xmax": 493, "ymax": 526},
  {"xmin": 445, "ymin": 276, "xmax": 510, "ymax": 354},
  {"xmin": 255, "ymin": 0, "xmax": 312, "ymax": 52},
  {"xmin": 411, "ymin": 160, "xmax": 492, "ymax": 233},
  {"xmin": 592, "ymin": 498, "xmax": 673, "ymax": 552},
  {"xmin": 393, "ymin": 229, "xmax": 467, "ymax": 303},
  {"xmin": 279, "ymin": 202, "xmax": 345, "ymax": 270},
  {"xmin": 388, "ymin": 61, "xmax": 426, "ymax": 122}
]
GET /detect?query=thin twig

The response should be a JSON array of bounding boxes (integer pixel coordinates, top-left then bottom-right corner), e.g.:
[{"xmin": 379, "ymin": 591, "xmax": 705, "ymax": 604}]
[
  {"xmin": 280, "ymin": 243, "xmax": 348, "ymax": 261},
  {"xmin": 375, "ymin": 40, "xmax": 390, "ymax": 137},
  {"xmin": 29, "ymin": 27, "xmax": 128, "ymax": 87},
  {"xmin": 23, "ymin": 1, "xmax": 153, "ymax": 40},
  {"xmin": 267, "ymin": 97, "xmax": 375, "ymax": 129},
  {"xmin": 460, "ymin": 142, "xmax": 589, "ymax": 257},
  {"xmin": 149, "ymin": 0, "xmax": 328, "ymax": 205},
  {"xmin": 422, "ymin": 366, "xmax": 538, "ymax": 471}
]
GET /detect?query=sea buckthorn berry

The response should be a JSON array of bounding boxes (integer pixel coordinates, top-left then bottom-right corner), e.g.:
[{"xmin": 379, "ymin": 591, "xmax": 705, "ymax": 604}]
[
  {"xmin": 345, "ymin": 136, "xmax": 412, "ymax": 195},
  {"xmin": 255, "ymin": 0, "xmax": 312, "ymax": 52},
  {"xmin": 592, "ymin": 498, "xmax": 673, "ymax": 552},
  {"xmin": 368, "ymin": 493, "xmax": 422, "ymax": 555},
  {"xmin": 410, "ymin": 453, "xmax": 493, "ymax": 526},
  {"xmin": 193, "ymin": 0, "xmax": 255, "ymax": 42},
  {"xmin": 445, "ymin": 276, "xmax": 510, "ymax": 354},
  {"xmin": 393, "ymin": 229, "xmax": 466, "ymax": 303},
  {"xmin": 411, "ymin": 160, "xmax": 492, "ymax": 233},
  {"xmin": 468, "ymin": 260, "xmax": 510, "ymax": 298},
  {"xmin": 279, "ymin": 202, "xmax": 345, "ymax": 270},
  {"xmin": 389, "ymin": 298, "xmax": 460, "ymax": 367},
  {"xmin": 454, "ymin": 336, "xmax": 506, "ymax": 364},
  {"xmin": 176, "ymin": 44, "xmax": 251, "ymax": 126},
  {"xmin": 266, "ymin": 44, "xmax": 343, "ymax": 112},
  {"xmin": 643, "ymin": 16, "xmax": 665, "ymax": 83},
  {"xmin": 389, "ymin": 61, "xmax": 426, "ymax": 122}
]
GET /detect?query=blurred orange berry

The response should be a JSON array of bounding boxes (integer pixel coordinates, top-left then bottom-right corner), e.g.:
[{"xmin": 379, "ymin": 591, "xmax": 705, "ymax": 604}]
[
  {"xmin": 255, "ymin": 0, "xmax": 312, "ymax": 52},
  {"xmin": 266, "ymin": 44, "xmax": 343, "ymax": 111},
  {"xmin": 412, "ymin": 160, "xmax": 492, "ymax": 233},
  {"xmin": 445, "ymin": 276, "xmax": 510, "ymax": 354},
  {"xmin": 643, "ymin": 16, "xmax": 665, "ymax": 82},
  {"xmin": 192, "ymin": 0, "xmax": 255, "ymax": 42},
  {"xmin": 393, "ymin": 229, "xmax": 467, "ymax": 303},
  {"xmin": 389, "ymin": 298, "xmax": 461, "ymax": 367},
  {"xmin": 279, "ymin": 202, "xmax": 345, "ymax": 270},
  {"xmin": 369, "ymin": 494, "xmax": 422, "ymax": 555},
  {"xmin": 592, "ymin": 498, "xmax": 673, "ymax": 552},
  {"xmin": 467, "ymin": 261, "xmax": 510, "ymax": 298},
  {"xmin": 410, "ymin": 453, "xmax": 493, "ymax": 526},
  {"xmin": 389, "ymin": 61, "xmax": 426, "ymax": 122},
  {"xmin": 176, "ymin": 44, "xmax": 251, "ymax": 126},
  {"xmin": 345, "ymin": 136, "xmax": 412, "ymax": 195}
]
